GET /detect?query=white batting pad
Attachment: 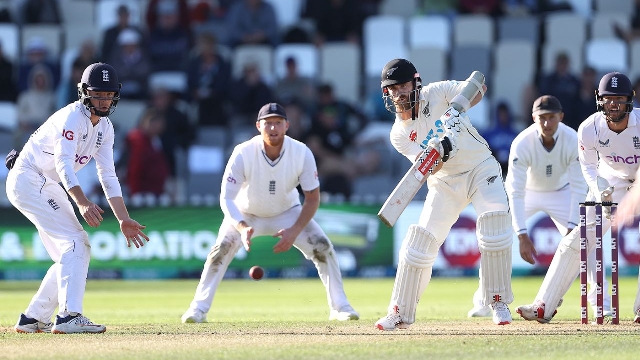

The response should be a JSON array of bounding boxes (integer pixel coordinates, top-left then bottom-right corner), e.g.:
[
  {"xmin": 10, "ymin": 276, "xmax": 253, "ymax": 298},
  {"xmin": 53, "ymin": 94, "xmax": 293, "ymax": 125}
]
[
  {"xmin": 536, "ymin": 229, "xmax": 581, "ymax": 318},
  {"xmin": 477, "ymin": 211, "xmax": 514, "ymax": 304},
  {"xmin": 476, "ymin": 210, "xmax": 512, "ymax": 250},
  {"xmin": 389, "ymin": 225, "xmax": 439, "ymax": 324}
]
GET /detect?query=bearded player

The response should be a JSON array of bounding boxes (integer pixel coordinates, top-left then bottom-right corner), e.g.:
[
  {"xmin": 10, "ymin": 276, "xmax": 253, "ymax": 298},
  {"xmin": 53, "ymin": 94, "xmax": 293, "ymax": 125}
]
[
  {"xmin": 181, "ymin": 103, "xmax": 359, "ymax": 323},
  {"xmin": 517, "ymin": 72, "xmax": 640, "ymax": 324},
  {"xmin": 375, "ymin": 59, "xmax": 514, "ymax": 329},
  {"xmin": 467, "ymin": 95, "xmax": 611, "ymax": 319}
]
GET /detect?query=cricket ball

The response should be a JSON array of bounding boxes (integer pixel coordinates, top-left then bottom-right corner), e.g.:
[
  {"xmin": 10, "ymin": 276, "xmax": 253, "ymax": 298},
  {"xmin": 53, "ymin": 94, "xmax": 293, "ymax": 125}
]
[{"xmin": 249, "ymin": 265, "xmax": 264, "ymax": 280}]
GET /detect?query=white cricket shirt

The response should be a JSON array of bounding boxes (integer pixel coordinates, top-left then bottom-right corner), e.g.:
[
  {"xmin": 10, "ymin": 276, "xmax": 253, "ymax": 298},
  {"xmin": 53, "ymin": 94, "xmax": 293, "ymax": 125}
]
[
  {"xmin": 222, "ymin": 135, "xmax": 319, "ymax": 218},
  {"xmin": 505, "ymin": 122, "xmax": 587, "ymax": 233},
  {"xmin": 389, "ymin": 80, "xmax": 493, "ymax": 177},
  {"xmin": 16, "ymin": 101, "xmax": 122, "ymax": 199},
  {"xmin": 578, "ymin": 109, "xmax": 640, "ymax": 195}
]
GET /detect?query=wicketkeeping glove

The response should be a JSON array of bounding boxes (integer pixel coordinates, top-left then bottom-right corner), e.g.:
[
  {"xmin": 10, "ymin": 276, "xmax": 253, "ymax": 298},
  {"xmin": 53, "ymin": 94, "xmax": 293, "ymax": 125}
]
[{"xmin": 596, "ymin": 176, "xmax": 614, "ymax": 219}]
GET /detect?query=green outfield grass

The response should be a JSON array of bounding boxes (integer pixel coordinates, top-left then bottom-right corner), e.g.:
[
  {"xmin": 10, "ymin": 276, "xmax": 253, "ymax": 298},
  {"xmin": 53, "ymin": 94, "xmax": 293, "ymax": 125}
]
[{"xmin": 1, "ymin": 276, "xmax": 639, "ymax": 360}]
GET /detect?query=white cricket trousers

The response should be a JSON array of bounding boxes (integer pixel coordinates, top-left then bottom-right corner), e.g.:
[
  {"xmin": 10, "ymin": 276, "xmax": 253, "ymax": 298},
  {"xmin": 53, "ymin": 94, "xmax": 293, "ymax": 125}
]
[
  {"xmin": 6, "ymin": 165, "xmax": 91, "ymax": 323},
  {"xmin": 188, "ymin": 205, "xmax": 351, "ymax": 314}
]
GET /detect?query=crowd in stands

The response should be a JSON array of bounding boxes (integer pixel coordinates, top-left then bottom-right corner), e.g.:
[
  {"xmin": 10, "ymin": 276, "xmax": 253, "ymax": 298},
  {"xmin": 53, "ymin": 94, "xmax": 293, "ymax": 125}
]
[{"xmin": 0, "ymin": 0, "xmax": 638, "ymax": 206}]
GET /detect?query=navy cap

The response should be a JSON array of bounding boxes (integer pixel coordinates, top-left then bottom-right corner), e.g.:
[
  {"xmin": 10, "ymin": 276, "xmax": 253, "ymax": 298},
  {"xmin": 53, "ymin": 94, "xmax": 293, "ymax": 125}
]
[
  {"xmin": 532, "ymin": 95, "xmax": 562, "ymax": 116},
  {"xmin": 257, "ymin": 103, "xmax": 287, "ymax": 121}
]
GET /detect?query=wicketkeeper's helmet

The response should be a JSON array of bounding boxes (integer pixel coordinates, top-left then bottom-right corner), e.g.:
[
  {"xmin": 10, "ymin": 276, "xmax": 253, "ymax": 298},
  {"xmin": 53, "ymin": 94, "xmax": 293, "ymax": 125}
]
[{"xmin": 595, "ymin": 71, "xmax": 634, "ymax": 123}]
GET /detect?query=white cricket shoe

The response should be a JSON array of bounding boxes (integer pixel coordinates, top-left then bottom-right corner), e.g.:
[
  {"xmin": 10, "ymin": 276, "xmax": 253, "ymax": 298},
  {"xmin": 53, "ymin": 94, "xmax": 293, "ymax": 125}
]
[
  {"xmin": 516, "ymin": 299, "xmax": 562, "ymax": 324},
  {"xmin": 52, "ymin": 314, "xmax": 106, "ymax": 334},
  {"xmin": 634, "ymin": 308, "xmax": 640, "ymax": 324},
  {"xmin": 181, "ymin": 308, "xmax": 208, "ymax": 323},
  {"xmin": 329, "ymin": 305, "xmax": 360, "ymax": 321},
  {"xmin": 375, "ymin": 306, "xmax": 411, "ymax": 331},
  {"xmin": 14, "ymin": 313, "xmax": 53, "ymax": 333},
  {"xmin": 467, "ymin": 305, "xmax": 492, "ymax": 318},
  {"xmin": 491, "ymin": 301, "xmax": 512, "ymax": 325}
]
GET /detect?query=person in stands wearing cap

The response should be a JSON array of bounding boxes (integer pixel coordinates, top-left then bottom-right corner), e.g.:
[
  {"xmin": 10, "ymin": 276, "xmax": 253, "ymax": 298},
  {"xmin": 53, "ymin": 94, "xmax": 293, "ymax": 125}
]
[
  {"xmin": 375, "ymin": 58, "xmax": 515, "ymax": 329},
  {"xmin": 467, "ymin": 95, "xmax": 611, "ymax": 320},
  {"xmin": 181, "ymin": 102, "xmax": 359, "ymax": 324},
  {"xmin": 517, "ymin": 72, "xmax": 640, "ymax": 324},
  {"xmin": 109, "ymin": 28, "xmax": 151, "ymax": 100},
  {"xmin": 5, "ymin": 63, "xmax": 149, "ymax": 334}
]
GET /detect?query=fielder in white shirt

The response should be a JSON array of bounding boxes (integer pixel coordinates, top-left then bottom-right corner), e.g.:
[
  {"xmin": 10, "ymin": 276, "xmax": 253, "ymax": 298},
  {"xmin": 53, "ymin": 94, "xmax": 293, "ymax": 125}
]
[
  {"xmin": 518, "ymin": 72, "xmax": 640, "ymax": 324},
  {"xmin": 467, "ymin": 95, "xmax": 611, "ymax": 318},
  {"xmin": 6, "ymin": 63, "xmax": 149, "ymax": 334},
  {"xmin": 181, "ymin": 102, "xmax": 359, "ymax": 323},
  {"xmin": 374, "ymin": 59, "xmax": 514, "ymax": 330}
]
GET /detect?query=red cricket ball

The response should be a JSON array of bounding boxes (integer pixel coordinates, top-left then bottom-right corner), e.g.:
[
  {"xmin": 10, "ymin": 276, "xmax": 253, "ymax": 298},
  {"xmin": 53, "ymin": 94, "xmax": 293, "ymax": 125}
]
[{"xmin": 249, "ymin": 265, "xmax": 264, "ymax": 280}]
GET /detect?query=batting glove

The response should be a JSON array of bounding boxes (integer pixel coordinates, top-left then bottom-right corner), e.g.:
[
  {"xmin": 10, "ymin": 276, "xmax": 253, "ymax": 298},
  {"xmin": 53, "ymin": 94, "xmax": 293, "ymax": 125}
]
[{"xmin": 427, "ymin": 136, "xmax": 455, "ymax": 162}]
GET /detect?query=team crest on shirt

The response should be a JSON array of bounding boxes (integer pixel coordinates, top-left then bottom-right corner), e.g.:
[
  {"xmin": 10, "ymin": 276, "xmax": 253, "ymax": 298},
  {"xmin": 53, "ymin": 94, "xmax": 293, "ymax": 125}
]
[
  {"xmin": 634, "ymin": 136, "xmax": 640, "ymax": 149},
  {"xmin": 409, "ymin": 130, "xmax": 417, "ymax": 142},
  {"xmin": 47, "ymin": 199, "xmax": 60, "ymax": 211}
]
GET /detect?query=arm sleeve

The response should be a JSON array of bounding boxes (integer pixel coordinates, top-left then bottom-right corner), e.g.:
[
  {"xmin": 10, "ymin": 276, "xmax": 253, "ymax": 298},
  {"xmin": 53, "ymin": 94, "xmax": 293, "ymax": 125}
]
[
  {"xmin": 505, "ymin": 141, "xmax": 529, "ymax": 234},
  {"xmin": 220, "ymin": 149, "xmax": 245, "ymax": 226},
  {"xmin": 577, "ymin": 121, "xmax": 600, "ymax": 196},
  {"xmin": 54, "ymin": 119, "xmax": 81, "ymax": 191},
  {"xmin": 94, "ymin": 126, "xmax": 122, "ymax": 199},
  {"xmin": 299, "ymin": 147, "xmax": 320, "ymax": 191}
]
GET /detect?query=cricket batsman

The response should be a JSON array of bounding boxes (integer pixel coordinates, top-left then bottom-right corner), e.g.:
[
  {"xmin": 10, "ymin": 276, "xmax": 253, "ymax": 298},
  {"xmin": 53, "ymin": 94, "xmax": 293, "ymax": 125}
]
[{"xmin": 374, "ymin": 58, "xmax": 514, "ymax": 329}]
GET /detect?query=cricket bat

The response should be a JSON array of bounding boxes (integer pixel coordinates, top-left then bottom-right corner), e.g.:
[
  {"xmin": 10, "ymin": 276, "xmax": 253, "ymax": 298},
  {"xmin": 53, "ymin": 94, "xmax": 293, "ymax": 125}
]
[{"xmin": 377, "ymin": 71, "xmax": 485, "ymax": 228}]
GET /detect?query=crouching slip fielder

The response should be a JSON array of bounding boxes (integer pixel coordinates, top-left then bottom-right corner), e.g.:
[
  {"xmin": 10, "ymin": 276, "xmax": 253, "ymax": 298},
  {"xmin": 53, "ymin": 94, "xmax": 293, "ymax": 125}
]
[
  {"xmin": 181, "ymin": 103, "xmax": 359, "ymax": 323},
  {"xmin": 7, "ymin": 63, "xmax": 148, "ymax": 334},
  {"xmin": 517, "ymin": 72, "xmax": 640, "ymax": 323},
  {"xmin": 375, "ymin": 59, "xmax": 514, "ymax": 330},
  {"xmin": 468, "ymin": 95, "xmax": 611, "ymax": 319}
]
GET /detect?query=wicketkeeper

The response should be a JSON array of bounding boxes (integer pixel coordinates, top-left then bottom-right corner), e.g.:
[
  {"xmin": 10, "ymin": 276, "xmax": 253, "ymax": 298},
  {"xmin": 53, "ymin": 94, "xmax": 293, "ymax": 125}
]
[
  {"xmin": 517, "ymin": 72, "xmax": 640, "ymax": 324},
  {"xmin": 468, "ymin": 95, "xmax": 612, "ymax": 319}
]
